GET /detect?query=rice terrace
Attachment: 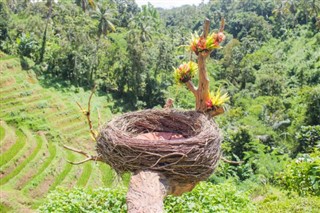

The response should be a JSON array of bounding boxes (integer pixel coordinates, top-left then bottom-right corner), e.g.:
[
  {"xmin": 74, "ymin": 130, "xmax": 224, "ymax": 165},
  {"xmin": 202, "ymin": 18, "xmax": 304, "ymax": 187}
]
[{"xmin": 0, "ymin": 0, "xmax": 320, "ymax": 212}]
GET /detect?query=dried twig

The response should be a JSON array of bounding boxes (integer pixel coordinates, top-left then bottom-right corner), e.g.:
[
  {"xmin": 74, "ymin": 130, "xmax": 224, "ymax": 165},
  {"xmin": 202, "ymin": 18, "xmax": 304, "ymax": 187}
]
[
  {"xmin": 219, "ymin": 17, "xmax": 225, "ymax": 32},
  {"xmin": 76, "ymin": 85, "xmax": 98, "ymax": 141},
  {"xmin": 221, "ymin": 156, "xmax": 244, "ymax": 165},
  {"xmin": 97, "ymin": 108, "xmax": 102, "ymax": 127},
  {"xmin": 185, "ymin": 81, "xmax": 197, "ymax": 96},
  {"xmin": 63, "ymin": 145, "xmax": 103, "ymax": 165},
  {"xmin": 97, "ymin": 109, "xmax": 222, "ymax": 183}
]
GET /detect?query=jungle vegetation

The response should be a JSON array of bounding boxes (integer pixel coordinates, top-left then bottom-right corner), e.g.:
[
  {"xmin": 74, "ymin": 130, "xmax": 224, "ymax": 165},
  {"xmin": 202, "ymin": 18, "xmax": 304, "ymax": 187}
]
[{"xmin": 0, "ymin": 0, "xmax": 319, "ymax": 212}]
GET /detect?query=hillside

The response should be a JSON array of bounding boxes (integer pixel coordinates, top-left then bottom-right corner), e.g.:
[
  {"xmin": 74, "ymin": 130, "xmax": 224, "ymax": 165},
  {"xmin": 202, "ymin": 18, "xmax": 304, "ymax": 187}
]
[
  {"xmin": 0, "ymin": 54, "xmax": 126, "ymax": 212},
  {"xmin": 0, "ymin": 0, "xmax": 319, "ymax": 212}
]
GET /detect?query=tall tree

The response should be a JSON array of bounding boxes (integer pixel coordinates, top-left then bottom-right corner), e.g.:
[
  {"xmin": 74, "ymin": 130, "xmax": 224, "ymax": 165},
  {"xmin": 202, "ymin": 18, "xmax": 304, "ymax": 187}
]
[
  {"xmin": 39, "ymin": 0, "xmax": 53, "ymax": 63},
  {"xmin": 90, "ymin": 3, "xmax": 116, "ymax": 83}
]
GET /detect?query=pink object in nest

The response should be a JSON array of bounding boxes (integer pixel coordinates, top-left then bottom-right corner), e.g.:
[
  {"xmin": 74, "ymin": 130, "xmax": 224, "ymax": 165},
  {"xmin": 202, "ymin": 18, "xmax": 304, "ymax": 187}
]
[{"xmin": 135, "ymin": 132, "xmax": 184, "ymax": 141}]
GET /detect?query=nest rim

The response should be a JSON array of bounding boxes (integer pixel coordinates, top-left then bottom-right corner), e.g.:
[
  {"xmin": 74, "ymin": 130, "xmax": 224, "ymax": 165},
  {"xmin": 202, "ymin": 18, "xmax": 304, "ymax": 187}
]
[{"xmin": 96, "ymin": 109, "xmax": 222, "ymax": 183}]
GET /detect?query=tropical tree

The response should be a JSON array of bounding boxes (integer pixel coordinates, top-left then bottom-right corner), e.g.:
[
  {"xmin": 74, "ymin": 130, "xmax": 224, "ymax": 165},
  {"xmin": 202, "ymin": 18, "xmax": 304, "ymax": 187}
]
[
  {"xmin": 129, "ymin": 4, "xmax": 160, "ymax": 43},
  {"xmin": 75, "ymin": 0, "xmax": 96, "ymax": 12},
  {"xmin": 89, "ymin": 3, "xmax": 116, "ymax": 82},
  {"xmin": 90, "ymin": 3, "xmax": 116, "ymax": 39},
  {"xmin": 39, "ymin": 0, "xmax": 53, "ymax": 63}
]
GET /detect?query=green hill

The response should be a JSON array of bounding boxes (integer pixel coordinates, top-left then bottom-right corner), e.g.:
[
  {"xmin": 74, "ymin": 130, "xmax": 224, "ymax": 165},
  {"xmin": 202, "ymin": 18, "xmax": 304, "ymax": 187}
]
[{"xmin": 0, "ymin": 54, "xmax": 119, "ymax": 212}]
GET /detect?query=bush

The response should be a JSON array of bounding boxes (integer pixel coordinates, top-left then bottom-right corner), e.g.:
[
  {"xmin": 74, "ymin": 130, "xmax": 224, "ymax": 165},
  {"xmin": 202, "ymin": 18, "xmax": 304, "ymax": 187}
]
[
  {"xmin": 276, "ymin": 150, "xmax": 320, "ymax": 196},
  {"xmin": 295, "ymin": 125, "xmax": 320, "ymax": 153},
  {"xmin": 165, "ymin": 181, "xmax": 255, "ymax": 213},
  {"xmin": 38, "ymin": 187, "xmax": 127, "ymax": 213},
  {"xmin": 305, "ymin": 86, "xmax": 320, "ymax": 125},
  {"xmin": 39, "ymin": 182, "xmax": 255, "ymax": 213}
]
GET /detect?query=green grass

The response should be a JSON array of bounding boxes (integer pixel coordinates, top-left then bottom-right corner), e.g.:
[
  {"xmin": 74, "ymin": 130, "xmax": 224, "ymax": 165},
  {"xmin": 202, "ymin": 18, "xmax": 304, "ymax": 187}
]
[
  {"xmin": 0, "ymin": 125, "xmax": 5, "ymax": 141},
  {"xmin": 76, "ymin": 163, "xmax": 92, "ymax": 187},
  {"xmin": 0, "ymin": 55, "xmax": 17, "ymax": 61},
  {"xmin": 0, "ymin": 203, "xmax": 13, "ymax": 212},
  {"xmin": 0, "ymin": 129, "xmax": 26, "ymax": 167},
  {"xmin": 21, "ymin": 137, "xmax": 56, "ymax": 191},
  {"xmin": 48, "ymin": 151, "xmax": 75, "ymax": 191},
  {"xmin": 0, "ymin": 57, "xmax": 115, "ymax": 211},
  {"xmin": 0, "ymin": 133, "xmax": 42, "ymax": 185},
  {"xmin": 254, "ymin": 186, "xmax": 320, "ymax": 213},
  {"xmin": 99, "ymin": 163, "xmax": 115, "ymax": 188}
]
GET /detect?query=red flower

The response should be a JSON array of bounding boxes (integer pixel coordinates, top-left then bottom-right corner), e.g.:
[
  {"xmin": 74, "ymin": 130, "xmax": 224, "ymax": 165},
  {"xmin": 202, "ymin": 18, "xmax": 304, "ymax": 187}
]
[
  {"xmin": 206, "ymin": 99, "xmax": 213, "ymax": 108},
  {"xmin": 197, "ymin": 37, "xmax": 207, "ymax": 50}
]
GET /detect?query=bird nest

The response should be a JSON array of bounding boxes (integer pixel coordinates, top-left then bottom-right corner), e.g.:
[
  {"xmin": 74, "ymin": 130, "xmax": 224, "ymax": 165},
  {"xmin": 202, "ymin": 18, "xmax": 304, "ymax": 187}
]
[{"xmin": 96, "ymin": 109, "xmax": 222, "ymax": 183}]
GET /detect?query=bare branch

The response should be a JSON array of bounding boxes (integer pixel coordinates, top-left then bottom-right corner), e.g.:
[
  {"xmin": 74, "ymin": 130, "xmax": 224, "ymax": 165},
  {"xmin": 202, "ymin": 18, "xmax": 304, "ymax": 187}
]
[
  {"xmin": 185, "ymin": 81, "xmax": 197, "ymax": 96},
  {"xmin": 63, "ymin": 145, "xmax": 90, "ymax": 157},
  {"xmin": 97, "ymin": 108, "xmax": 102, "ymax": 127},
  {"xmin": 67, "ymin": 158, "xmax": 93, "ymax": 165},
  {"xmin": 203, "ymin": 18, "xmax": 210, "ymax": 38},
  {"xmin": 76, "ymin": 101, "xmax": 85, "ymax": 112},
  {"xmin": 76, "ymin": 85, "xmax": 98, "ymax": 141},
  {"xmin": 87, "ymin": 85, "xmax": 97, "ymax": 139},
  {"xmin": 221, "ymin": 156, "xmax": 244, "ymax": 165},
  {"xmin": 63, "ymin": 145, "xmax": 104, "ymax": 165},
  {"xmin": 219, "ymin": 17, "xmax": 225, "ymax": 32}
]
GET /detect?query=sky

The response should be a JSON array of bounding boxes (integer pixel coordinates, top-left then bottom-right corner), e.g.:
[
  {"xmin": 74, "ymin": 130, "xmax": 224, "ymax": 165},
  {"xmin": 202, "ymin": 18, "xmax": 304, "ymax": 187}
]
[{"xmin": 135, "ymin": 0, "xmax": 210, "ymax": 9}]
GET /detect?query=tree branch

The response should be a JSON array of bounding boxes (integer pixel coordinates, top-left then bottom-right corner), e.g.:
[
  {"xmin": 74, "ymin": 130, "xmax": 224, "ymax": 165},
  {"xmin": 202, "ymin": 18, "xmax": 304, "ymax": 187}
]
[
  {"xmin": 76, "ymin": 85, "xmax": 98, "ymax": 141},
  {"xmin": 195, "ymin": 19, "xmax": 211, "ymax": 112},
  {"xmin": 185, "ymin": 81, "xmax": 197, "ymax": 96},
  {"xmin": 203, "ymin": 18, "xmax": 210, "ymax": 38},
  {"xmin": 219, "ymin": 17, "xmax": 225, "ymax": 32},
  {"xmin": 63, "ymin": 145, "xmax": 104, "ymax": 165},
  {"xmin": 221, "ymin": 156, "xmax": 244, "ymax": 165}
]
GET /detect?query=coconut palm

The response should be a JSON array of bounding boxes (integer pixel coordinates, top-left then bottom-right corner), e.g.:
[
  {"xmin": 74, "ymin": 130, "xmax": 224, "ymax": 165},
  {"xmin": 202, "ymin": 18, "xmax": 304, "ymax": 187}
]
[
  {"xmin": 39, "ymin": 0, "xmax": 53, "ymax": 63},
  {"xmin": 90, "ymin": 3, "xmax": 116, "ymax": 38},
  {"xmin": 75, "ymin": 0, "xmax": 96, "ymax": 12},
  {"xmin": 89, "ymin": 3, "xmax": 116, "ymax": 83}
]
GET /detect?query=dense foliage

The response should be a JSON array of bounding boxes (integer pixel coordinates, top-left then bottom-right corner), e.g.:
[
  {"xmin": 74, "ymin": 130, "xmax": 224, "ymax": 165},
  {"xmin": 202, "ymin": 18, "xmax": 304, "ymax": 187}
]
[
  {"xmin": 1, "ymin": 0, "xmax": 319, "ymax": 211},
  {"xmin": 39, "ymin": 182, "xmax": 255, "ymax": 212}
]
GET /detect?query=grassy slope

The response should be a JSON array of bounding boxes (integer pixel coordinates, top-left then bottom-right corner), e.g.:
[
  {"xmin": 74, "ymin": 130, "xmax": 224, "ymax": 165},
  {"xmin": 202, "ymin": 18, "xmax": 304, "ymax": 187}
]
[{"xmin": 0, "ymin": 53, "xmax": 116, "ymax": 212}]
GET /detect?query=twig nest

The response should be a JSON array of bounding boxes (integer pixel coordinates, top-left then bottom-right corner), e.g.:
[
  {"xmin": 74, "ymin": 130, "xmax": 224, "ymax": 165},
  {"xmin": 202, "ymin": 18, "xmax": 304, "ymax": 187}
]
[{"xmin": 96, "ymin": 109, "xmax": 222, "ymax": 183}]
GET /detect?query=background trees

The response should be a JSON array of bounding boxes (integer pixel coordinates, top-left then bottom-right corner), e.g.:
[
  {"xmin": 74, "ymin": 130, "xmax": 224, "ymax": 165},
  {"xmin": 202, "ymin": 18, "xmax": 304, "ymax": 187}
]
[{"xmin": 0, "ymin": 0, "xmax": 319, "ymax": 211}]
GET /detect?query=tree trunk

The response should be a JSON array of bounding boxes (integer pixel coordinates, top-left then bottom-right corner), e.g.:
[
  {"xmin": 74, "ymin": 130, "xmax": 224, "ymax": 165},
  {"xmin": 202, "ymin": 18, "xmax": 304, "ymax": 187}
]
[
  {"xmin": 126, "ymin": 170, "xmax": 197, "ymax": 213},
  {"xmin": 195, "ymin": 19, "xmax": 210, "ymax": 112},
  {"xmin": 126, "ymin": 171, "xmax": 169, "ymax": 213},
  {"xmin": 196, "ymin": 53, "xmax": 210, "ymax": 111}
]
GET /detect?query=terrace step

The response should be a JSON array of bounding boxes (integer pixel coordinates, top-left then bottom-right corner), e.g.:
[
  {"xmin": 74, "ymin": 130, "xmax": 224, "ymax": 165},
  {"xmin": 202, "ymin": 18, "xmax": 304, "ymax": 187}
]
[{"xmin": 0, "ymin": 128, "xmax": 42, "ymax": 185}]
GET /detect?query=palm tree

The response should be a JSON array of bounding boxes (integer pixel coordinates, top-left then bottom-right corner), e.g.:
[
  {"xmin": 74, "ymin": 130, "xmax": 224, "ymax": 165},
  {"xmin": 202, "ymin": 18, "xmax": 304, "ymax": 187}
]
[
  {"xmin": 128, "ymin": 4, "xmax": 160, "ymax": 43},
  {"xmin": 39, "ymin": 0, "xmax": 53, "ymax": 63},
  {"xmin": 90, "ymin": 3, "xmax": 116, "ymax": 38},
  {"xmin": 75, "ymin": 0, "xmax": 96, "ymax": 12},
  {"xmin": 89, "ymin": 3, "xmax": 116, "ymax": 83}
]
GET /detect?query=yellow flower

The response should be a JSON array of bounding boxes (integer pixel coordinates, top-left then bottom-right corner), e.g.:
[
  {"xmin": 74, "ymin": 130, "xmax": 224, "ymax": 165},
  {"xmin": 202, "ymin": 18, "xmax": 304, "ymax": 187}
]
[
  {"xmin": 174, "ymin": 61, "xmax": 198, "ymax": 84},
  {"xmin": 206, "ymin": 88, "xmax": 230, "ymax": 108}
]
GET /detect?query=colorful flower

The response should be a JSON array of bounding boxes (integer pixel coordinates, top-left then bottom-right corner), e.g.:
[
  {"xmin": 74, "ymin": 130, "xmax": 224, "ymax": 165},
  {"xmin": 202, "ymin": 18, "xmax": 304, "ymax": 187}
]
[
  {"xmin": 206, "ymin": 88, "xmax": 230, "ymax": 110},
  {"xmin": 189, "ymin": 31, "xmax": 226, "ymax": 55},
  {"xmin": 174, "ymin": 61, "xmax": 198, "ymax": 83}
]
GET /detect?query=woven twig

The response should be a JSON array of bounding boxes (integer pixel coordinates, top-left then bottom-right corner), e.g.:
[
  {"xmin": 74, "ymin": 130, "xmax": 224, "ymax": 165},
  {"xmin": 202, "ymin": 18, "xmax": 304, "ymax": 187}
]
[{"xmin": 96, "ymin": 109, "xmax": 222, "ymax": 183}]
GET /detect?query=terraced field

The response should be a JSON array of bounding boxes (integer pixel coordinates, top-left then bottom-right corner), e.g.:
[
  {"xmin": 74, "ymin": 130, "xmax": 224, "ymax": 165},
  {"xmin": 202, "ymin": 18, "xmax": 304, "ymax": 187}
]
[{"xmin": 0, "ymin": 54, "xmax": 123, "ymax": 212}]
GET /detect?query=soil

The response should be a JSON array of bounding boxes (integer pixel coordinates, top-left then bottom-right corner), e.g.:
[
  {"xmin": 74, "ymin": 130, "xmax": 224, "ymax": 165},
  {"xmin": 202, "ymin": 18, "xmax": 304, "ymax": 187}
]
[
  {"xmin": 29, "ymin": 157, "xmax": 65, "ymax": 198},
  {"xmin": 0, "ymin": 134, "xmax": 37, "ymax": 179},
  {"xmin": 0, "ymin": 77, "xmax": 16, "ymax": 87},
  {"xmin": 0, "ymin": 124, "xmax": 16, "ymax": 153},
  {"xmin": 15, "ymin": 149, "xmax": 48, "ymax": 190}
]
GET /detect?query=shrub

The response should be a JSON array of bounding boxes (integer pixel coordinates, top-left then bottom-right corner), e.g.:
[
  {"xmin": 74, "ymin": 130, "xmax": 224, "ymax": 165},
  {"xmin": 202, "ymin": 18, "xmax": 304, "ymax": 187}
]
[
  {"xmin": 276, "ymin": 150, "xmax": 320, "ymax": 196},
  {"xmin": 38, "ymin": 187, "xmax": 127, "ymax": 213},
  {"xmin": 165, "ymin": 181, "xmax": 255, "ymax": 213},
  {"xmin": 39, "ymin": 182, "xmax": 255, "ymax": 213},
  {"xmin": 305, "ymin": 86, "xmax": 320, "ymax": 125},
  {"xmin": 295, "ymin": 125, "xmax": 320, "ymax": 153}
]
